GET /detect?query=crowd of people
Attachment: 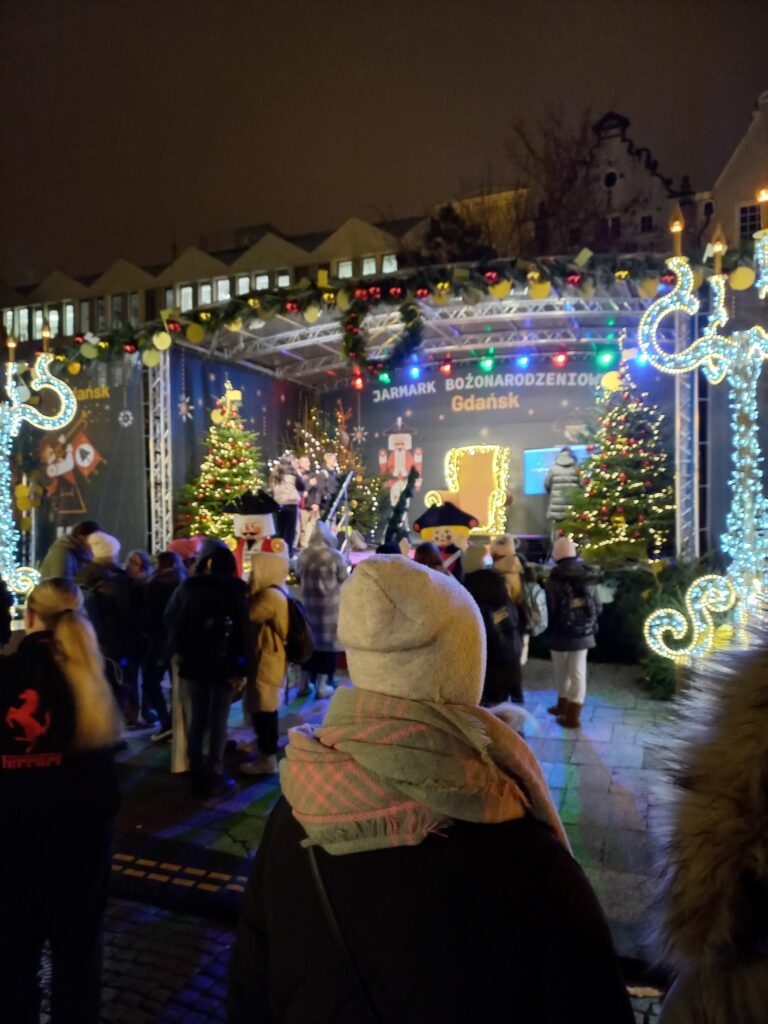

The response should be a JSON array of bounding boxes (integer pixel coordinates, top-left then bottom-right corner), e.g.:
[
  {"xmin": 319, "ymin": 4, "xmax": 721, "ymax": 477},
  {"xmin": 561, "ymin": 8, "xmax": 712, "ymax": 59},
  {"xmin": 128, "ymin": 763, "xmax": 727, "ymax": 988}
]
[{"xmin": 4, "ymin": 516, "xmax": 764, "ymax": 1023}]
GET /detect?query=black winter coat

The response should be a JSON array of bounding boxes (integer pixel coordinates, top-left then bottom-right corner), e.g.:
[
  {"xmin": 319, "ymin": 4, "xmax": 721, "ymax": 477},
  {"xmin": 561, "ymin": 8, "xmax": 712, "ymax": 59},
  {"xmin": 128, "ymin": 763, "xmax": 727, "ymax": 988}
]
[
  {"xmin": 141, "ymin": 568, "xmax": 184, "ymax": 663},
  {"xmin": 545, "ymin": 557, "xmax": 601, "ymax": 652},
  {"xmin": 165, "ymin": 573, "xmax": 248, "ymax": 683},
  {"xmin": 0, "ymin": 633, "xmax": 120, "ymax": 841},
  {"xmin": 75, "ymin": 560, "xmax": 137, "ymax": 662},
  {"xmin": 228, "ymin": 797, "xmax": 634, "ymax": 1024},
  {"xmin": 464, "ymin": 568, "xmax": 525, "ymax": 704}
]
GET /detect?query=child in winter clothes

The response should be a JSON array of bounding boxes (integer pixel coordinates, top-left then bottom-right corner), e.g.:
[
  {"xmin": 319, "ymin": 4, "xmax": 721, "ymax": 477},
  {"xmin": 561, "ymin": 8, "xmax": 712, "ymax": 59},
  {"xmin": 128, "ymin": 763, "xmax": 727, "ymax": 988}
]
[{"xmin": 241, "ymin": 551, "xmax": 289, "ymax": 776}]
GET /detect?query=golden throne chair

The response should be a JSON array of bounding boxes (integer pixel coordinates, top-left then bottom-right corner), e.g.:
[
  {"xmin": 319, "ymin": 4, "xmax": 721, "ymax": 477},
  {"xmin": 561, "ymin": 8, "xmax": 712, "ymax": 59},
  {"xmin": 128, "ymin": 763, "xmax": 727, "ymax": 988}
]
[{"xmin": 425, "ymin": 444, "xmax": 511, "ymax": 536}]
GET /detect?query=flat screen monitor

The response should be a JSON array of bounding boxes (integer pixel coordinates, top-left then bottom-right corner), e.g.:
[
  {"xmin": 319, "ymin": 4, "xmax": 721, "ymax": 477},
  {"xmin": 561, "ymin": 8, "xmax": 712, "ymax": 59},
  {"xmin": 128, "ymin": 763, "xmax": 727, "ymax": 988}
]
[{"xmin": 523, "ymin": 445, "xmax": 594, "ymax": 496}]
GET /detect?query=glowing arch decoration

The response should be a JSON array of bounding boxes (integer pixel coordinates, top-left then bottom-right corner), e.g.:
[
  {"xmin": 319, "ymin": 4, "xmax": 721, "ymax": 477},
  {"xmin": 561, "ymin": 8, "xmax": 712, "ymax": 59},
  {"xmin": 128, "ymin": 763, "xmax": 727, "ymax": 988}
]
[
  {"xmin": 638, "ymin": 232, "xmax": 768, "ymax": 663},
  {"xmin": 1, "ymin": 343, "xmax": 78, "ymax": 593}
]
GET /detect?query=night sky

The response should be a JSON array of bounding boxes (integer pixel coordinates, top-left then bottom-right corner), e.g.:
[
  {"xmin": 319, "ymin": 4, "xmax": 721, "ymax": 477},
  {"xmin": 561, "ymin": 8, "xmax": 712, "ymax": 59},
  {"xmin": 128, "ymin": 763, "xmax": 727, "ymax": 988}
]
[{"xmin": 2, "ymin": 0, "xmax": 767, "ymax": 285}]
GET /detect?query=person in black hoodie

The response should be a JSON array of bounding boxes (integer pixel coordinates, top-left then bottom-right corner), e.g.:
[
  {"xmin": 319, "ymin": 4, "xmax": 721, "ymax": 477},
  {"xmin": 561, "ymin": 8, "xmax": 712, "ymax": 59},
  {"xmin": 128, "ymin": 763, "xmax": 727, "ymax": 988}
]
[
  {"xmin": 545, "ymin": 536, "xmax": 601, "ymax": 729},
  {"xmin": 462, "ymin": 543, "xmax": 526, "ymax": 705},
  {"xmin": 140, "ymin": 551, "xmax": 186, "ymax": 740},
  {"xmin": 165, "ymin": 542, "xmax": 248, "ymax": 797},
  {"xmin": 75, "ymin": 531, "xmax": 138, "ymax": 726},
  {"xmin": 0, "ymin": 577, "xmax": 121, "ymax": 1024}
]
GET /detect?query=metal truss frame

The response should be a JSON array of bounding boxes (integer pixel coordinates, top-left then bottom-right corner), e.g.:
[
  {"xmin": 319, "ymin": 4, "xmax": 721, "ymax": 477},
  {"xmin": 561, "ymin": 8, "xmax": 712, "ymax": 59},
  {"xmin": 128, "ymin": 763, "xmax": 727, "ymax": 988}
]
[{"xmin": 146, "ymin": 350, "xmax": 174, "ymax": 552}]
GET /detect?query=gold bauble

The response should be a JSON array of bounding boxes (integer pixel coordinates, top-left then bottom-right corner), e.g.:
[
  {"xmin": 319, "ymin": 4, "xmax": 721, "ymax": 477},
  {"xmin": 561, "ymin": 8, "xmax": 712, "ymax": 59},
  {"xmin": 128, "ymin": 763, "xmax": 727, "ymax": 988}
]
[
  {"xmin": 154, "ymin": 330, "xmax": 173, "ymax": 350},
  {"xmin": 601, "ymin": 370, "xmax": 622, "ymax": 393},
  {"xmin": 489, "ymin": 279, "xmax": 511, "ymax": 300},
  {"xmin": 529, "ymin": 280, "xmax": 552, "ymax": 299},
  {"xmin": 336, "ymin": 289, "xmax": 351, "ymax": 311},
  {"xmin": 142, "ymin": 349, "xmax": 161, "ymax": 367},
  {"xmin": 185, "ymin": 323, "xmax": 205, "ymax": 345},
  {"xmin": 728, "ymin": 266, "xmax": 757, "ymax": 291},
  {"xmin": 67, "ymin": 361, "xmax": 82, "ymax": 375},
  {"xmin": 225, "ymin": 318, "xmax": 243, "ymax": 333},
  {"xmin": 637, "ymin": 277, "xmax": 659, "ymax": 300},
  {"xmin": 303, "ymin": 303, "xmax": 322, "ymax": 324}
]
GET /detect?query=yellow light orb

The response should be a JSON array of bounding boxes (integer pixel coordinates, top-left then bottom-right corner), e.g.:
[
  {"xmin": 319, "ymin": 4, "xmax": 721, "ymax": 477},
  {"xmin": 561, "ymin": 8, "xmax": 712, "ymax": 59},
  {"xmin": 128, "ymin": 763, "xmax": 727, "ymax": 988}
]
[
  {"xmin": 185, "ymin": 323, "xmax": 205, "ymax": 345},
  {"xmin": 153, "ymin": 330, "xmax": 172, "ymax": 350},
  {"xmin": 601, "ymin": 370, "xmax": 622, "ymax": 393},
  {"xmin": 67, "ymin": 361, "xmax": 82, "ymax": 375}
]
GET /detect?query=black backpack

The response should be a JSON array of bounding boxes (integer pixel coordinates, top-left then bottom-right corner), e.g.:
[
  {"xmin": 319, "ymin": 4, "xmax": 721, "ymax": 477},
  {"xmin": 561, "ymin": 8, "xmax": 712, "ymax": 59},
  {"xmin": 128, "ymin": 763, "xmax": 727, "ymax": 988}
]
[
  {"xmin": 556, "ymin": 580, "xmax": 598, "ymax": 639},
  {"xmin": 480, "ymin": 600, "xmax": 522, "ymax": 665},
  {"xmin": 274, "ymin": 588, "xmax": 315, "ymax": 665}
]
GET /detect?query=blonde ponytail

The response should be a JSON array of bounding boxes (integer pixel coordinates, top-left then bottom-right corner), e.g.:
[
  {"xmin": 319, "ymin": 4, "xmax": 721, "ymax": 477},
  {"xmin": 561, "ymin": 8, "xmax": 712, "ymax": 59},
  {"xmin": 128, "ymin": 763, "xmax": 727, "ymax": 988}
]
[{"xmin": 27, "ymin": 578, "xmax": 122, "ymax": 750}]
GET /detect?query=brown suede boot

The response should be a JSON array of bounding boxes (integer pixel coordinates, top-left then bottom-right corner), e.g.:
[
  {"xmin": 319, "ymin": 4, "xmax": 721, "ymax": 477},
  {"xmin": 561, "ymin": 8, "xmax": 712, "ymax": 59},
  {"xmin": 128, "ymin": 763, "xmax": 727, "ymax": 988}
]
[
  {"xmin": 556, "ymin": 701, "xmax": 583, "ymax": 729},
  {"xmin": 547, "ymin": 697, "xmax": 568, "ymax": 716}
]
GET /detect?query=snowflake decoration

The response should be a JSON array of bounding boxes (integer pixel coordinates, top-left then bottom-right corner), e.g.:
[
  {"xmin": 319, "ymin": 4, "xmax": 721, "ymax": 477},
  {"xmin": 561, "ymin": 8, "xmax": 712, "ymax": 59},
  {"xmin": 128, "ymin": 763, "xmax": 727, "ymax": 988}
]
[
  {"xmin": 351, "ymin": 424, "xmax": 368, "ymax": 445},
  {"xmin": 118, "ymin": 409, "xmax": 134, "ymax": 428},
  {"xmin": 178, "ymin": 394, "xmax": 193, "ymax": 421}
]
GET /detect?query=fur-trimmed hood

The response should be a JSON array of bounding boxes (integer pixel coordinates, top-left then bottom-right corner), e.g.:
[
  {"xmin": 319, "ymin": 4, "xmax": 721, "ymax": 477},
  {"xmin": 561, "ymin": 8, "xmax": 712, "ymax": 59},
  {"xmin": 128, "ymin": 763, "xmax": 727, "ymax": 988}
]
[{"xmin": 650, "ymin": 641, "xmax": 768, "ymax": 971}]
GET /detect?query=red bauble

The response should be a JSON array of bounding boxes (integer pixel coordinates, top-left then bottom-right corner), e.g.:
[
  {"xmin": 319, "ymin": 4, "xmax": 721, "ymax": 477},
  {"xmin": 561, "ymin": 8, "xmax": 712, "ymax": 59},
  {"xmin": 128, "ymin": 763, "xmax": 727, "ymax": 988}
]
[
  {"xmin": 642, "ymin": 460, "xmax": 651, "ymax": 469},
  {"xmin": 580, "ymin": 513, "xmax": 590, "ymax": 521},
  {"xmin": 615, "ymin": 507, "xmax": 624, "ymax": 514},
  {"xmin": 285, "ymin": 300, "xmax": 300, "ymax": 314},
  {"xmin": 599, "ymin": 506, "xmax": 609, "ymax": 516},
  {"xmin": 600, "ymin": 463, "xmax": 608, "ymax": 471},
  {"xmin": 618, "ymin": 472, "xmax": 627, "ymax": 483},
  {"xmin": 628, "ymin": 438, "xmax": 636, "ymax": 445},
  {"xmin": 620, "ymin": 449, "xmax": 629, "ymax": 456},
  {"xmin": 368, "ymin": 286, "xmax": 382, "ymax": 300},
  {"xmin": 582, "ymin": 476, "xmax": 591, "ymax": 485},
  {"xmin": 354, "ymin": 288, "xmax": 369, "ymax": 301},
  {"xmin": 484, "ymin": 270, "xmax": 500, "ymax": 284},
  {"xmin": 644, "ymin": 479, "xmax": 652, "ymax": 488},
  {"xmin": 632, "ymin": 530, "xmax": 642, "ymax": 539},
  {"xmin": 637, "ymin": 514, "xmax": 646, "ymax": 523},
  {"xmin": 388, "ymin": 286, "xmax": 403, "ymax": 299},
  {"xmin": 586, "ymin": 443, "xmax": 596, "ymax": 452},
  {"xmin": 415, "ymin": 287, "xmax": 430, "ymax": 299},
  {"xmin": 216, "ymin": 459, "xmax": 223, "ymax": 466}
]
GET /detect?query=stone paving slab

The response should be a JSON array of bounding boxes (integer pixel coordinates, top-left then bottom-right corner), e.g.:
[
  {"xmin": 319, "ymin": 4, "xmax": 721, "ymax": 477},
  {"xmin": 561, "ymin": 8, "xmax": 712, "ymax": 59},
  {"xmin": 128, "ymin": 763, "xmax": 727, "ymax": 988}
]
[{"xmin": 112, "ymin": 657, "xmax": 668, "ymax": 959}]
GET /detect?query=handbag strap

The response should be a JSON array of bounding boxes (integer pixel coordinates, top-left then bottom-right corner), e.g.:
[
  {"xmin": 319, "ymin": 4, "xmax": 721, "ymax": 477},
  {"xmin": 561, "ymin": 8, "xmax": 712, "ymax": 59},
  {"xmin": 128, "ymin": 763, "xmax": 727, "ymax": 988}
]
[{"xmin": 307, "ymin": 845, "xmax": 382, "ymax": 1024}]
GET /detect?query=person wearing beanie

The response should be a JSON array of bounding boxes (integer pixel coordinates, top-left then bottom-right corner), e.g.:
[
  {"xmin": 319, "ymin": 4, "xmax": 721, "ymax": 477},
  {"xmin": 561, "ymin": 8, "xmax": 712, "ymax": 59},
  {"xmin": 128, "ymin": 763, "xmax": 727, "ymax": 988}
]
[
  {"xmin": 229, "ymin": 556, "xmax": 634, "ymax": 1024},
  {"xmin": 75, "ymin": 532, "xmax": 139, "ymax": 726},
  {"xmin": 239, "ymin": 550, "xmax": 290, "ymax": 777},
  {"xmin": 39, "ymin": 519, "xmax": 100, "ymax": 580},
  {"xmin": 545, "ymin": 536, "xmax": 601, "ymax": 729}
]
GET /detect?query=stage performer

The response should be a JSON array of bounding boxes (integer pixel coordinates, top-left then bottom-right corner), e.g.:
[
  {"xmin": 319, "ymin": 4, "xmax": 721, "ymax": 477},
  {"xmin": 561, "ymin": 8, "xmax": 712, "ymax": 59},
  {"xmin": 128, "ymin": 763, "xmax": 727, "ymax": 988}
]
[
  {"xmin": 544, "ymin": 446, "xmax": 582, "ymax": 539},
  {"xmin": 545, "ymin": 537, "xmax": 601, "ymax": 729},
  {"xmin": 412, "ymin": 502, "xmax": 478, "ymax": 583},
  {"xmin": 270, "ymin": 455, "xmax": 305, "ymax": 556}
]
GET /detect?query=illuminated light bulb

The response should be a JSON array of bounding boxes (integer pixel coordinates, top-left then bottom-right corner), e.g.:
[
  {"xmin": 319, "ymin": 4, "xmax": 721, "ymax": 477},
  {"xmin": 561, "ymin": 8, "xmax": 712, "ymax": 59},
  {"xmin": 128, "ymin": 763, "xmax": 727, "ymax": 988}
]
[
  {"xmin": 552, "ymin": 352, "xmax": 568, "ymax": 368},
  {"xmin": 596, "ymin": 348, "xmax": 617, "ymax": 369},
  {"xmin": 409, "ymin": 363, "xmax": 421, "ymax": 380},
  {"xmin": 439, "ymin": 355, "xmax": 453, "ymax": 376},
  {"xmin": 352, "ymin": 375, "xmax": 364, "ymax": 391},
  {"xmin": 378, "ymin": 370, "xmax": 392, "ymax": 385},
  {"xmin": 516, "ymin": 354, "xmax": 530, "ymax": 369},
  {"xmin": 479, "ymin": 348, "xmax": 496, "ymax": 373},
  {"xmin": 635, "ymin": 352, "xmax": 649, "ymax": 366}
]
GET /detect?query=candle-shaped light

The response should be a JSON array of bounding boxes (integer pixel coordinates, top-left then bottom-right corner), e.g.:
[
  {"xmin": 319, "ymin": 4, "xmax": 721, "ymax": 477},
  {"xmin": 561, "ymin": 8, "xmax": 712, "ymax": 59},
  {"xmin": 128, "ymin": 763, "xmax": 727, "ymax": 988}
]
[
  {"xmin": 6, "ymin": 334, "xmax": 17, "ymax": 364},
  {"xmin": 669, "ymin": 202, "xmax": 685, "ymax": 257},
  {"xmin": 40, "ymin": 321, "xmax": 51, "ymax": 353},
  {"xmin": 711, "ymin": 223, "xmax": 727, "ymax": 275},
  {"xmin": 757, "ymin": 186, "xmax": 768, "ymax": 231}
]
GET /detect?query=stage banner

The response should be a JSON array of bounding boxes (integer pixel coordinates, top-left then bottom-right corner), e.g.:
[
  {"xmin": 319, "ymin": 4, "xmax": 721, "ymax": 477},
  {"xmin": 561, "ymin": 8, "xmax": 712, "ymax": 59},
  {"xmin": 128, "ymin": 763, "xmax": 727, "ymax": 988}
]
[
  {"xmin": 324, "ymin": 363, "xmax": 674, "ymax": 537},
  {"xmin": 169, "ymin": 349, "xmax": 303, "ymax": 500},
  {"xmin": 19, "ymin": 357, "xmax": 148, "ymax": 563}
]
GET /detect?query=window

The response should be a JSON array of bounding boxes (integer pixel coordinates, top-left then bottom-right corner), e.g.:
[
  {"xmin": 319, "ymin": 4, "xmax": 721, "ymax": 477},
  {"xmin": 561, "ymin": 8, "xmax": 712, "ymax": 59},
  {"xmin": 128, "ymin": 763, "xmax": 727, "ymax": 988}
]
[
  {"xmin": 254, "ymin": 273, "xmax": 269, "ymax": 291},
  {"xmin": 96, "ymin": 297, "xmax": 106, "ymax": 330},
  {"xmin": 18, "ymin": 308, "xmax": 29, "ymax": 341},
  {"xmin": 129, "ymin": 292, "xmax": 139, "ymax": 322},
  {"xmin": 164, "ymin": 288, "xmax": 174, "ymax": 307},
  {"xmin": 179, "ymin": 284, "xmax": 194, "ymax": 311},
  {"xmin": 381, "ymin": 253, "xmax": 398, "ymax": 273},
  {"xmin": 362, "ymin": 256, "xmax": 377, "ymax": 276},
  {"xmin": 276, "ymin": 270, "xmax": 291, "ymax": 288},
  {"xmin": 3, "ymin": 310, "xmax": 14, "ymax": 335},
  {"xmin": 199, "ymin": 282, "xmax": 212, "ymax": 304},
  {"xmin": 337, "ymin": 259, "xmax": 353, "ymax": 279},
  {"xmin": 111, "ymin": 294, "xmax": 125, "ymax": 326},
  {"xmin": 48, "ymin": 308, "xmax": 60, "ymax": 337},
  {"xmin": 33, "ymin": 307, "xmax": 44, "ymax": 339},
  {"xmin": 79, "ymin": 300, "xmax": 90, "ymax": 333},
  {"xmin": 64, "ymin": 303, "xmax": 75, "ymax": 335},
  {"xmin": 640, "ymin": 214, "xmax": 653, "ymax": 233},
  {"xmin": 216, "ymin": 278, "xmax": 231, "ymax": 301},
  {"xmin": 739, "ymin": 203, "xmax": 760, "ymax": 240},
  {"xmin": 610, "ymin": 215, "xmax": 622, "ymax": 238},
  {"xmin": 236, "ymin": 274, "xmax": 250, "ymax": 295}
]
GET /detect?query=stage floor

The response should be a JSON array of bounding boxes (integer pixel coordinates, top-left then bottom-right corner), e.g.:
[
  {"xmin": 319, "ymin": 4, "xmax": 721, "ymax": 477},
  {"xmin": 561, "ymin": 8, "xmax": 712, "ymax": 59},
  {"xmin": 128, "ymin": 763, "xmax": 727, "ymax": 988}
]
[{"xmin": 112, "ymin": 658, "xmax": 669, "ymax": 960}]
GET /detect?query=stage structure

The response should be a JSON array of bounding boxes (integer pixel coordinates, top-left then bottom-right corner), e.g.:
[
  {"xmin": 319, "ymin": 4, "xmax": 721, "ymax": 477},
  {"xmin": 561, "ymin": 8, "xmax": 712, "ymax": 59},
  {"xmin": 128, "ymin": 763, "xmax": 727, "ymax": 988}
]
[
  {"xmin": 1, "ymin": 337, "xmax": 78, "ymax": 596},
  {"xmin": 640, "ymin": 204, "xmax": 768, "ymax": 664}
]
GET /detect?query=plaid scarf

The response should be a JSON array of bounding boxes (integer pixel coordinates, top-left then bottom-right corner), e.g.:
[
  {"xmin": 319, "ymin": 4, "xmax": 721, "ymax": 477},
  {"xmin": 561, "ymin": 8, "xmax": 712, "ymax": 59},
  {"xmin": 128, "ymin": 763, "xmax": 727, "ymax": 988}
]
[{"xmin": 280, "ymin": 688, "xmax": 568, "ymax": 855}]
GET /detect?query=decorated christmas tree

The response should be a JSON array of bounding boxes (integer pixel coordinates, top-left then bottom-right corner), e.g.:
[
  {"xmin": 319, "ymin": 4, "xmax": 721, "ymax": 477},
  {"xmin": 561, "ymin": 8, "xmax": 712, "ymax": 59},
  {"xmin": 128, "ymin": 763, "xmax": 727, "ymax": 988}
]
[
  {"xmin": 561, "ymin": 362, "xmax": 675, "ymax": 559},
  {"xmin": 293, "ymin": 404, "xmax": 386, "ymax": 536},
  {"xmin": 177, "ymin": 381, "xmax": 263, "ymax": 539}
]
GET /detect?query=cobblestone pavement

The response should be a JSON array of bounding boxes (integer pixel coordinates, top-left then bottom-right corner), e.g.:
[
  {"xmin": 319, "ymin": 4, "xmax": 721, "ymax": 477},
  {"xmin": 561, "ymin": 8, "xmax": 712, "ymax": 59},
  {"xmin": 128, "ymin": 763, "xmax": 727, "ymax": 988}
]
[{"xmin": 40, "ymin": 897, "xmax": 661, "ymax": 1022}]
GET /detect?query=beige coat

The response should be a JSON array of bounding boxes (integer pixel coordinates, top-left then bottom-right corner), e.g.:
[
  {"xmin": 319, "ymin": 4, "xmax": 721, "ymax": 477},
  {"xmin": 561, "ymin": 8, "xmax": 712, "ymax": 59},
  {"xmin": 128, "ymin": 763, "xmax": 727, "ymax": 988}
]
[{"xmin": 246, "ymin": 553, "xmax": 289, "ymax": 714}]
